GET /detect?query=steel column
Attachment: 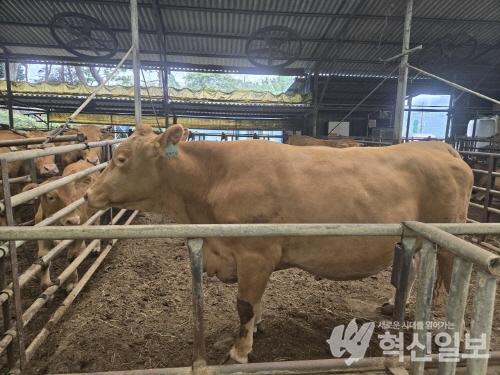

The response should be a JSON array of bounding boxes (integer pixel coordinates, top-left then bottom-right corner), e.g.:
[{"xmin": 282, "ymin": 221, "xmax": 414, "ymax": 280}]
[
  {"xmin": 467, "ymin": 271, "xmax": 497, "ymax": 374},
  {"xmin": 0, "ymin": 159, "xmax": 26, "ymax": 371},
  {"xmin": 393, "ymin": 0, "xmax": 414, "ymax": 143},
  {"xmin": 4, "ymin": 59, "xmax": 14, "ymax": 130},
  {"xmin": 405, "ymin": 96, "xmax": 412, "ymax": 141},
  {"xmin": 411, "ymin": 239, "xmax": 437, "ymax": 375},
  {"xmin": 187, "ymin": 238, "xmax": 206, "ymax": 369},
  {"xmin": 130, "ymin": 0, "xmax": 142, "ymax": 127},
  {"xmin": 438, "ymin": 257, "xmax": 472, "ymax": 375}
]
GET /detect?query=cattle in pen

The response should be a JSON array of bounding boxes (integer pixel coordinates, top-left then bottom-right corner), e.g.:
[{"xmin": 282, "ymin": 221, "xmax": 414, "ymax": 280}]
[
  {"xmin": 25, "ymin": 160, "xmax": 100, "ymax": 292},
  {"xmin": 57, "ymin": 125, "xmax": 110, "ymax": 168},
  {"xmin": 86, "ymin": 124, "xmax": 473, "ymax": 364}
]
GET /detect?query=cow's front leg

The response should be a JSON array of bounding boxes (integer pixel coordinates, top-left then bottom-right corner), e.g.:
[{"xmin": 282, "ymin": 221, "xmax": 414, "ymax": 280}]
[
  {"xmin": 229, "ymin": 253, "xmax": 273, "ymax": 364},
  {"xmin": 38, "ymin": 239, "xmax": 53, "ymax": 290}
]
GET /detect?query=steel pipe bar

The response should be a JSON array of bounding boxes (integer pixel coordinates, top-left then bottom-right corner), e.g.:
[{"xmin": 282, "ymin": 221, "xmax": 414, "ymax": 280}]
[
  {"xmin": 407, "ymin": 64, "xmax": 500, "ymax": 106},
  {"xmin": 0, "ymin": 134, "xmax": 85, "ymax": 148},
  {"xmin": 0, "ymin": 139, "xmax": 123, "ymax": 163},
  {"xmin": 404, "ymin": 221, "xmax": 500, "ymax": 276},
  {"xmin": 46, "ymin": 46, "xmax": 134, "ymax": 141},
  {"xmin": 381, "ymin": 44, "xmax": 422, "ymax": 63},
  {"xmin": 0, "ymin": 175, "xmax": 31, "ymax": 185},
  {"xmin": 1, "ymin": 163, "xmax": 106, "ymax": 212},
  {"xmin": 0, "ymin": 198, "xmax": 87, "ymax": 257},
  {"xmin": 0, "ymin": 209, "xmax": 108, "ymax": 306},
  {"xmin": 46, "ymin": 352, "xmax": 500, "ymax": 375},
  {"xmin": 393, "ymin": 235, "xmax": 416, "ymax": 324},
  {"xmin": 411, "ymin": 239, "xmax": 437, "ymax": 375},
  {"xmin": 0, "ymin": 223, "xmax": 405, "ymax": 240},
  {"xmin": 467, "ymin": 271, "xmax": 497, "ymax": 374},
  {"xmin": 438, "ymin": 257, "xmax": 473, "ymax": 375},
  {"xmin": 25, "ymin": 210, "xmax": 138, "ymax": 363},
  {"xmin": 4, "ymin": 222, "xmax": 500, "ymax": 240}
]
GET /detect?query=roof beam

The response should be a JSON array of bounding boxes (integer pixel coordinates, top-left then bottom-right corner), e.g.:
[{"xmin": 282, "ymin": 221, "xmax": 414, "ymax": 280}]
[{"xmin": 17, "ymin": 0, "xmax": 500, "ymax": 26}]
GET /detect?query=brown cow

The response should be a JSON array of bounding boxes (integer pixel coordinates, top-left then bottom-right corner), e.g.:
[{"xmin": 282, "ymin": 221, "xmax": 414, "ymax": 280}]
[
  {"xmin": 86, "ymin": 124, "xmax": 472, "ymax": 364},
  {"xmin": 0, "ymin": 130, "xmax": 59, "ymax": 177},
  {"xmin": 27, "ymin": 160, "xmax": 99, "ymax": 292},
  {"xmin": 285, "ymin": 134, "xmax": 360, "ymax": 148},
  {"xmin": 57, "ymin": 125, "xmax": 109, "ymax": 168}
]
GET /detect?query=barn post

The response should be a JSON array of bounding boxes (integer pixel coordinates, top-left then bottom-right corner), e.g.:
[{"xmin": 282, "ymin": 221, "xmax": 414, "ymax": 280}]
[
  {"xmin": 393, "ymin": 0, "xmax": 414, "ymax": 143},
  {"xmin": 4, "ymin": 58, "xmax": 15, "ymax": 130},
  {"xmin": 187, "ymin": 238, "xmax": 207, "ymax": 370},
  {"xmin": 130, "ymin": 0, "xmax": 142, "ymax": 127},
  {"xmin": 312, "ymin": 73, "xmax": 319, "ymax": 137},
  {"xmin": 1, "ymin": 159, "xmax": 27, "ymax": 371}
]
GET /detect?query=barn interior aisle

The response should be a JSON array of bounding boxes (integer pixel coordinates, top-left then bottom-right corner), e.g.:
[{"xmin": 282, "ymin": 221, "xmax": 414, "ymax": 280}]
[{"xmin": 26, "ymin": 212, "xmax": 403, "ymax": 374}]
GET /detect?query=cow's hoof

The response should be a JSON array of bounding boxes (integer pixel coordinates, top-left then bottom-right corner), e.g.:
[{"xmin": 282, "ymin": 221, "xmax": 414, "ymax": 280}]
[
  {"xmin": 228, "ymin": 347, "xmax": 248, "ymax": 364},
  {"xmin": 254, "ymin": 320, "xmax": 265, "ymax": 335},
  {"xmin": 65, "ymin": 283, "xmax": 75, "ymax": 293},
  {"xmin": 380, "ymin": 302, "xmax": 394, "ymax": 316},
  {"xmin": 92, "ymin": 245, "xmax": 101, "ymax": 255}
]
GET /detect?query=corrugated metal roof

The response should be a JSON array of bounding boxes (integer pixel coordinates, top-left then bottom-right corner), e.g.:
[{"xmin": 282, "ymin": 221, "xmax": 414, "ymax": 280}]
[{"xmin": 0, "ymin": 0, "xmax": 499, "ymax": 76}]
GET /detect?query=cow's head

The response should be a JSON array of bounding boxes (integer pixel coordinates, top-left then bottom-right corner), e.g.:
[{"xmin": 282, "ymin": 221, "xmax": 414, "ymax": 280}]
[
  {"xmin": 83, "ymin": 147, "xmax": 101, "ymax": 165},
  {"xmin": 24, "ymin": 177, "xmax": 91, "ymax": 225},
  {"xmin": 27, "ymin": 145, "xmax": 59, "ymax": 177},
  {"xmin": 86, "ymin": 124, "xmax": 185, "ymax": 211}
]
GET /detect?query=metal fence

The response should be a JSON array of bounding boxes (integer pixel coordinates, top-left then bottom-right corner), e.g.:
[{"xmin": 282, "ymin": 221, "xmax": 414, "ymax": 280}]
[
  {"xmin": 0, "ymin": 136, "xmax": 134, "ymax": 373},
  {"xmin": 0, "ymin": 221, "xmax": 497, "ymax": 375}
]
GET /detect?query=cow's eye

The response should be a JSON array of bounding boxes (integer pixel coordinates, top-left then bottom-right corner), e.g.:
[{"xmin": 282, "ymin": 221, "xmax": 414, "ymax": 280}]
[
  {"xmin": 116, "ymin": 155, "xmax": 127, "ymax": 165},
  {"xmin": 47, "ymin": 195, "xmax": 55, "ymax": 201}
]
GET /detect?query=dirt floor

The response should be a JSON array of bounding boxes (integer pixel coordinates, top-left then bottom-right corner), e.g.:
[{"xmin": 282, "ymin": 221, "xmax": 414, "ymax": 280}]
[{"xmin": 4, "ymin": 212, "xmax": 496, "ymax": 374}]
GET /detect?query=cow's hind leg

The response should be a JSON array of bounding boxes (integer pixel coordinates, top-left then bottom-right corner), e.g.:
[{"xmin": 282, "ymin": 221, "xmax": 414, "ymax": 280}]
[
  {"xmin": 229, "ymin": 252, "xmax": 273, "ymax": 364},
  {"xmin": 65, "ymin": 240, "xmax": 85, "ymax": 292}
]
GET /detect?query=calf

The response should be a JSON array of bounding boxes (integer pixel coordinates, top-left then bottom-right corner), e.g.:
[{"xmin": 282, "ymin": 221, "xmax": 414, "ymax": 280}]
[{"xmin": 26, "ymin": 160, "xmax": 99, "ymax": 292}]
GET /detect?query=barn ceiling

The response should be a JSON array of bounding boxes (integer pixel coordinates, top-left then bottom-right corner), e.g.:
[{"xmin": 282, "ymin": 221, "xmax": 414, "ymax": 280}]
[{"xmin": 0, "ymin": 0, "xmax": 499, "ymax": 77}]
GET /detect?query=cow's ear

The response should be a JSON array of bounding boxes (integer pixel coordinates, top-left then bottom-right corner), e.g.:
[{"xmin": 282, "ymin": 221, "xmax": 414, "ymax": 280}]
[
  {"xmin": 155, "ymin": 125, "xmax": 185, "ymax": 157},
  {"xmin": 22, "ymin": 182, "xmax": 39, "ymax": 192}
]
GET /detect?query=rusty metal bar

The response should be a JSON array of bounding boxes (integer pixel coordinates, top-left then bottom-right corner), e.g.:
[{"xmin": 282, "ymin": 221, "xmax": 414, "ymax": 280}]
[
  {"xmin": 46, "ymin": 46, "xmax": 134, "ymax": 142},
  {"xmin": 0, "ymin": 159, "xmax": 26, "ymax": 371},
  {"xmin": 0, "ymin": 209, "xmax": 108, "ymax": 306},
  {"xmin": 483, "ymin": 155, "xmax": 495, "ymax": 222},
  {"xmin": 438, "ymin": 257, "xmax": 473, "ymax": 375},
  {"xmin": 403, "ymin": 221, "xmax": 500, "ymax": 276},
  {"xmin": 44, "ymin": 352, "xmax": 500, "ymax": 375},
  {"xmin": 0, "ymin": 162, "xmax": 106, "ymax": 212},
  {"xmin": 0, "ymin": 134, "xmax": 85, "ymax": 147},
  {"xmin": 0, "ymin": 218, "xmax": 14, "ymax": 368},
  {"xmin": 406, "ymin": 64, "xmax": 500, "ymax": 106},
  {"xmin": 0, "ymin": 139, "xmax": 123, "ymax": 163},
  {"xmin": 0, "ymin": 175, "xmax": 31, "ymax": 185},
  {"xmin": 467, "ymin": 271, "xmax": 497, "ymax": 374},
  {"xmin": 411, "ymin": 239, "xmax": 437, "ymax": 375},
  {"xmin": 0, "ymin": 197, "xmax": 87, "ymax": 258},
  {"xmin": 3, "ymin": 221, "xmax": 500, "ymax": 246},
  {"xmin": 25, "ymin": 210, "xmax": 138, "ymax": 363},
  {"xmin": 187, "ymin": 239, "xmax": 206, "ymax": 369},
  {"xmin": 392, "ymin": 234, "xmax": 416, "ymax": 324}
]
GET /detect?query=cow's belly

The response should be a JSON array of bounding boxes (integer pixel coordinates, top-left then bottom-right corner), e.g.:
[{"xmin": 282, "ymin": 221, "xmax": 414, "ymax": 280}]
[
  {"xmin": 280, "ymin": 236, "xmax": 397, "ymax": 280},
  {"xmin": 203, "ymin": 241, "xmax": 238, "ymax": 283}
]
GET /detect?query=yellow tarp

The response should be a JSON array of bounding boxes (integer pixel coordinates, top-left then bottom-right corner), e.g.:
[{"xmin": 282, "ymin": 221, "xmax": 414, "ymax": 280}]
[
  {"xmin": 49, "ymin": 112, "xmax": 289, "ymax": 130},
  {"xmin": 1, "ymin": 81, "xmax": 308, "ymax": 105}
]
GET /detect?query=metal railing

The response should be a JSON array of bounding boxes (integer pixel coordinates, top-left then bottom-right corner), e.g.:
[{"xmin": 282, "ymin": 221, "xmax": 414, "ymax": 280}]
[
  {"xmin": 0, "ymin": 135, "xmax": 129, "ymax": 373},
  {"xmin": 460, "ymin": 150, "xmax": 500, "ymax": 223},
  {"xmin": 0, "ymin": 221, "xmax": 497, "ymax": 375}
]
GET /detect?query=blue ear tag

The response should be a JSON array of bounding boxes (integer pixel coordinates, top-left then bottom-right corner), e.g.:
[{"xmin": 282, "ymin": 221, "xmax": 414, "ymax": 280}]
[{"xmin": 165, "ymin": 143, "xmax": 178, "ymax": 158}]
